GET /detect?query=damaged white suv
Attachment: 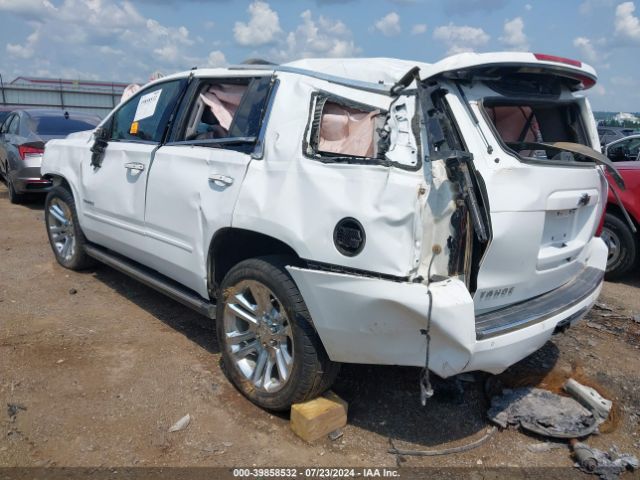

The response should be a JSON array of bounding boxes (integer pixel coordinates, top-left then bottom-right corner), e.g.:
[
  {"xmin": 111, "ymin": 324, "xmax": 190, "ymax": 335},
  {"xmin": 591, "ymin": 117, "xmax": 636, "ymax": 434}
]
[{"xmin": 41, "ymin": 52, "xmax": 619, "ymax": 410}]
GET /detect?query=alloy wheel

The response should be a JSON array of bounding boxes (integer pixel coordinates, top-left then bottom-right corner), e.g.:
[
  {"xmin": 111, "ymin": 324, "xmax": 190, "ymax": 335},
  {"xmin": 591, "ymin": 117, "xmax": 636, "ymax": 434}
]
[
  {"xmin": 47, "ymin": 198, "xmax": 76, "ymax": 263},
  {"xmin": 223, "ymin": 280, "xmax": 294, "ymax": 393},
  {"xmin": 601, "ymin": 227, "xmax": 621, "ymax": 271}
]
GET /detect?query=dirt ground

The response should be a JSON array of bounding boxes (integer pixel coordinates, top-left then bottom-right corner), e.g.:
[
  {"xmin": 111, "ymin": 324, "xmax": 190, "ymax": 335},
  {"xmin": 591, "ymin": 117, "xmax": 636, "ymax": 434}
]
[{"xmin": 1, "ymin": 184, "xmax": 639, "ymax": 475}]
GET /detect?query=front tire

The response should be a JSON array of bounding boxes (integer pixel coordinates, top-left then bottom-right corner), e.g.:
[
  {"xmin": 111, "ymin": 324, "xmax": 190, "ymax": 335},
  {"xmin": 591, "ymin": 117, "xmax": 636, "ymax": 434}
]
[
  {"xmin": 44, "ymin": 186, "xmax": 95, "ymax": 270},
  {"xmin": 601, "ymin": 213, "xmax": 637, "ymax": 279},
  {"xmin": 217, "ymin": 256, "xmax": 339, "ymax": 411}
]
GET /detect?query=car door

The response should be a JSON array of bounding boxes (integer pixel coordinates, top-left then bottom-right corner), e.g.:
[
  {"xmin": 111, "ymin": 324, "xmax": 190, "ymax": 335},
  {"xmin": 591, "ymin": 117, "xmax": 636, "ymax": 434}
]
[
  {"xmin": 143, "ymin": 75, "xmax": 275, "ymax": 297},
  {"xmin": 606, "ymin": 136, "xmax": 640, "ymax": 162},
  {"xmin": 79, "ymin": 79, "xmax": 187, "ymax": 262}
]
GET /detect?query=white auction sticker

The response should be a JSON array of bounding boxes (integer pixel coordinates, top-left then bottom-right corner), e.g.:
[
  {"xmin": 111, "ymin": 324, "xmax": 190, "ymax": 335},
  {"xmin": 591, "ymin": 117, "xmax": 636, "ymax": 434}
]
[{"xmin": 133, "ymin": 89, "xmax": 161, "ymax": 122}]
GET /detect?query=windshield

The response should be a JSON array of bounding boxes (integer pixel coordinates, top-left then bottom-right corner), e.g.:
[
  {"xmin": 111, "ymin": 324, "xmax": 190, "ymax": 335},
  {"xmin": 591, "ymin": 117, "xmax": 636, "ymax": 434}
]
[
  {"xmin": 483, "ymin": 100, "xmax": 588, "ymax": 162},
  {"xmin": 31, "ymin": 115, "xmax": 99, "ymax": 136}
]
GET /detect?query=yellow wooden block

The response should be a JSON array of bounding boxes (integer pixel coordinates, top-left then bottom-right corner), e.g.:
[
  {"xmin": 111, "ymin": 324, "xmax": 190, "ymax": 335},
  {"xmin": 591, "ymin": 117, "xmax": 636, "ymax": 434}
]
[{"xmin": 290, "ymin": 392, "xmax": 348, "ymax": 442}]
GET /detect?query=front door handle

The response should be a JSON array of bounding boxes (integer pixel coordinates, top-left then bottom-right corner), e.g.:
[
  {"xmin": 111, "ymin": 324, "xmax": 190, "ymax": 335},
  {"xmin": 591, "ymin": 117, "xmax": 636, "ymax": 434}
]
[
  {"xmin": 208, "ymin": 174, "xmax": 234, "ymax": 186},
  {"xmin": 124, "ymin": 162, "xmax": 145, "ymax": 172}
]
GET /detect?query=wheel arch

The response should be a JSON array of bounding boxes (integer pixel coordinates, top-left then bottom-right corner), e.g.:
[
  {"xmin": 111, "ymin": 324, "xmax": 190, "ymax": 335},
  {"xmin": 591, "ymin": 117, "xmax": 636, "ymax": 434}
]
[
  {"xmin": 606, "ymin": 201, "xmax": 640, "ymax": 235},
  {"xmin": 207, "ymin": 227, "xmax": 304, "ymax": 297},
  {"xmin": 42, "ymin": 173, "xmax": 72, "ymax": 192}
]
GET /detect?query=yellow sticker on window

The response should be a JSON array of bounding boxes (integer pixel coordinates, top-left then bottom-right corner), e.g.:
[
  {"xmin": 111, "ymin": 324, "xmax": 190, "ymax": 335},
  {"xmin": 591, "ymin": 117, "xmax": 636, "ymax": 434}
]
[{"xmin": 130, "ymin": 121, "xmax": 139, "ymax": 135}]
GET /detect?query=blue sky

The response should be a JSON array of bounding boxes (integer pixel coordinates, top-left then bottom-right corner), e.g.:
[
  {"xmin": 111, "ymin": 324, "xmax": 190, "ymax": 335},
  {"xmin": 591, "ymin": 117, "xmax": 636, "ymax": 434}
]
[{"xmin": 0, "ymin": 0, "xmax": 639, "ymax": 111}]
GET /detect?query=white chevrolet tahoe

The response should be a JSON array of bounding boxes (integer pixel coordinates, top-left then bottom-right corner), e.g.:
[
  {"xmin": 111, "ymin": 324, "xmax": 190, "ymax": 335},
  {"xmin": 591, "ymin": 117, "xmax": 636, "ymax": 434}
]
[{"xmin": 41, "ymin": 52, "xmax": 617, "ymax": 410}]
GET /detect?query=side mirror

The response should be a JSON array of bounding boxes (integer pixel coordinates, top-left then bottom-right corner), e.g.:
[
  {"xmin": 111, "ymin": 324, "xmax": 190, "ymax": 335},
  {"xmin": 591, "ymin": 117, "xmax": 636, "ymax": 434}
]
[{"xmin": 90, "ymin": 126, "xmax": 109, "ymax": 168}]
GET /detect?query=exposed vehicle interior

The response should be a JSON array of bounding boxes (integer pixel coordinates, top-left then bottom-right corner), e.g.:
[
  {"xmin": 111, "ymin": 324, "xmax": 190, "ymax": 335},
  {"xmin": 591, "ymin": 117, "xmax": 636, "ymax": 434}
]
[
  {"xmin": 316, "ymin": 100, "xmax": 381, "ymax": 158},
  {"xmin": 483, "ymin": 100, "xmax": 588, "ymax": 161},
  {"xmin": 184, "ymin": 83, "xmax": 249, "ymax": 141}
]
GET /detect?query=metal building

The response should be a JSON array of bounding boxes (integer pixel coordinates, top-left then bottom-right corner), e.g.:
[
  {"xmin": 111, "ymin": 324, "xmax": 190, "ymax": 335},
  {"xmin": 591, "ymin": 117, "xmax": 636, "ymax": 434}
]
[{"xmin": 0, "ymin": 75, "xmax": 128, "ymax": 118}]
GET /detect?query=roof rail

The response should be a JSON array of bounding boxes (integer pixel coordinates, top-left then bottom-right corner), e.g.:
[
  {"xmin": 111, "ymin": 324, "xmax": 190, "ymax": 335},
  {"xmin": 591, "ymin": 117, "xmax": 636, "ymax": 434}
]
[{"xmin": 227, "ymin": 64, "xmax": 394, "ymax": 95}]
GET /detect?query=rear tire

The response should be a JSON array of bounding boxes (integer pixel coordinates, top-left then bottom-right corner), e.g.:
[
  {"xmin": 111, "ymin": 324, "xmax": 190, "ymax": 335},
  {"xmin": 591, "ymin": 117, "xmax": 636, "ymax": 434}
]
[
  {"xmin": 602, "ymin": 213, "xmax": 637, "ymax": 280},
  {"xmin": 217, "ymin": 256, "xmax": 339, "ymax": 411},
  {"xmin": 7, "ymin": 176, "xmax": 25, "ymax": 204},
  {"xmin": 44, "ymin": 186, "xmax": 95, "ymax": 270}
]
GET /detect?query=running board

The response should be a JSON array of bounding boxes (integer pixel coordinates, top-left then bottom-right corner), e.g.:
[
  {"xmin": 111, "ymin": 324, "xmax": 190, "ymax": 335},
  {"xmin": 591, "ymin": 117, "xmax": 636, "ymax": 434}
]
[{"xmin": 84, "ymin": 244, "xmax": 216, "ymax": 319}]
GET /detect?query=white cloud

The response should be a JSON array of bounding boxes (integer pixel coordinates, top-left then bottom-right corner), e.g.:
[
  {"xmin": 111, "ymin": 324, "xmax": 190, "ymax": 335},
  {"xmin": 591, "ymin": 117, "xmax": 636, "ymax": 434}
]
[
  {"xmin": 1, "ymin": 0, "xmax": 219, "ymax": 82},
  {"xmin": 579, "ymin": 0, "xmax": 614, "ymax": 15},
  {"xmin": 372, "ymin": 12, "xmax": 401, "ymax": 37},
  {"xmin": 6, "ymin": 26, "xmax": 39, "ymax": 58},
  {"xmin": 0, "ymin": 0, "xmax": 56, "ymax": 17},
  {"xmin": 573, "ymin": 36, "xmax": 600, "ymax": 63},
  {"xmin": 233, "ymin": 0, "xmax": 282, "ymax": 47},
  {"xmin": 432, "ymin": 23, "xmax": 489, "ymax": 55},
  {"xmin": 524, "ymin": 4, "xmax": 532, "ymax": 11},
  {"xmin": 499, "ymin": 16, "xmax": 529, "ymax": 51},
  {"xmin": 411, "ymin": 23, "xmax": 427, "ymax": 35},
  {"xmin": 207, "ymin": 50, "xmax": 227, "ymax": 67},
  {"xmin": 274, "ymin": 10, "xmax": 360, "ymax": 61},
  {"xmin": 615, "ymin": 1, "xmax": 640, "ymax": 43},
  {"xmin": 610, "ymin": 76, "xmax": 635, "ymax": 87}
]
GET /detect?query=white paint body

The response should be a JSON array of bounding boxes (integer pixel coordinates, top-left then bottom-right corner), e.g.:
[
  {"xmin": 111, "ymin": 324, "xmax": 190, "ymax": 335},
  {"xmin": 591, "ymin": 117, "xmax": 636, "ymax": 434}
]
[{"xmin": 41, "ymin": 52, "xmax": 608, "ymax": 376}]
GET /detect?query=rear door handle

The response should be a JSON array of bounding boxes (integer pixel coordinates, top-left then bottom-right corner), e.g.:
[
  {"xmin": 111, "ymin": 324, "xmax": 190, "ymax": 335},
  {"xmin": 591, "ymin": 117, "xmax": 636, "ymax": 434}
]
[
  {"xmin": 124, "ymin": 162, "xmax": 145, "ymax": 172},
  {"xmin": 208, "ymin": 174, "xmax": 234, "ymax": 186}
]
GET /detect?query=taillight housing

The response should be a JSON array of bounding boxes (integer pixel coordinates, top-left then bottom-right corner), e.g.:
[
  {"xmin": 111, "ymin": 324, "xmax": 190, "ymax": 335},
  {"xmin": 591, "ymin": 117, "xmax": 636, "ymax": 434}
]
[
  {"xmin": 595, "ymin": 168, "xmax": 608, "ymax": 237},
  {"xmin": 18, "ymin": 145, "xmax": 44, "ymax": 161},
  {"xmin": 534, "ymin": 53, "xmax": 582, "ymax": 67}
]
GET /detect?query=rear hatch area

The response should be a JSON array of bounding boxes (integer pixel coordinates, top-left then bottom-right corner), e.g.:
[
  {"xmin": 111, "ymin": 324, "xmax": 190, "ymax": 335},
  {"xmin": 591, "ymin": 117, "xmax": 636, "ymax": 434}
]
[{"xmin": 418, "ymin": 54, "xmax": 606, "ymax": 316}]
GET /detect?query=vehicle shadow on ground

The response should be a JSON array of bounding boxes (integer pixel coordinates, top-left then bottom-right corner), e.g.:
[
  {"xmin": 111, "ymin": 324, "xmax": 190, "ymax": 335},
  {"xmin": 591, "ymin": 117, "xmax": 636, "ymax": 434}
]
[
  {"xmin": 89, "ymin": 260, "xmax": 560, "ymax": 448},
  {"xmin": 91, "ymin": 266, "xmax": 220, "ymax": 354},
  {"xmin": 609, "ymin": 272, "xmax": 640, "ymax": 288},
  {"xmin": 330, "ymin": 341, "xmax": 560, "ymax": 447},
  {"xmin": 0, "ymin": 182, "xmax": 46, "ymax": 209}
]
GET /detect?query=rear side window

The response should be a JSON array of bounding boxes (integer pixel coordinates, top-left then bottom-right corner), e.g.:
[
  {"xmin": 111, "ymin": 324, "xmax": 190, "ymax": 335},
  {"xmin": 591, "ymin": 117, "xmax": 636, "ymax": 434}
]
[
  {"xmin": 31, "ymin": 116, "xmax": 99, "ymax": 136},
  {"xmin": 7, "ymin": 115, "xmax": 19, "ymax": 135},
  {"xmin": 305, "ymin": 94, "xmax": 384, "ymax": 161},
  {"xmin": 110, "ymin": 79, "xmax": 184, "ymax": 143}
]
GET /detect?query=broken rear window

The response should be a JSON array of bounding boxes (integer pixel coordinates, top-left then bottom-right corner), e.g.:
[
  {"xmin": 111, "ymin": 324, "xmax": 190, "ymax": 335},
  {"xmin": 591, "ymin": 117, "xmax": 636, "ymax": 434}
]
[
  {"xmin": 483, "ymin": 100, "xmax": 589, "ymax": 162},
  {"xmin": 306, "ymin": 94, "xmax": 384, "ymax": 161}
]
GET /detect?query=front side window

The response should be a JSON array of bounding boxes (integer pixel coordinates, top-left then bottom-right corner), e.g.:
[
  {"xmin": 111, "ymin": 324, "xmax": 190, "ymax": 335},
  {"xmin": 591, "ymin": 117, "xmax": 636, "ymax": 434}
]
[
  {"xmin": 178, "ymin": 76, "xmax": 272, "ymax": 145},
  {"xmin": 110, "ymin": 79, "xmax": 184, "ymax": 143}
]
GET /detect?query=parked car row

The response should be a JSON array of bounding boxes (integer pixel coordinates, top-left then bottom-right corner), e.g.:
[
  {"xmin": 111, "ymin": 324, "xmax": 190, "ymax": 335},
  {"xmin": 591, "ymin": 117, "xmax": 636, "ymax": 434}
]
[
  {"xmin": 598, "ymin": 126, "xmax": 638, "ymax": 147},
  {"xmin": 0, "ymin": 109, "xmax": 100, "ymax": 203}
]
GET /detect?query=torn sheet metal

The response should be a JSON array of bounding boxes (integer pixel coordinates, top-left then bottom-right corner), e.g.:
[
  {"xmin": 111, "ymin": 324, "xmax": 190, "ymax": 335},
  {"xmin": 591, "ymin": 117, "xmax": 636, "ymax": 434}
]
[
  {"xmin": 572, "ymin": 442, "xmax": 638, "ymax": 479},
  {"xmin": 287, "ymin": 255, "xmax": 602, "ymax": 375},
  {"xmin": 488, "ymin": 387, "xmax": 599, "ymax": 438},
  {"xmin": 234, "ymin": 73, "xmax": 428, "ymax": 278}
]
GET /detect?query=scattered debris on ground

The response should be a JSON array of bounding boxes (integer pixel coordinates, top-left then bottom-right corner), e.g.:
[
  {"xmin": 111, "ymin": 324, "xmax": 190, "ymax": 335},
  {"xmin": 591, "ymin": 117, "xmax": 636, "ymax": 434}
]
[
  {"xmin": 571, "ymin": 439, "xmax": 638, "ymax": 479},
  {"xmin": 6, "ymin": 403, "xmax": 26, "ymax": 422},
  {"xmin": 564, "ymin": 378, "xmax": 613, "ymax": 422},
  {"xmin": 168, "ymin": 414, "xmax": 191, "ymax": 433},
  {"xmin": 487, "ymin": 387, "xmax": 600, "ymax": 438}
]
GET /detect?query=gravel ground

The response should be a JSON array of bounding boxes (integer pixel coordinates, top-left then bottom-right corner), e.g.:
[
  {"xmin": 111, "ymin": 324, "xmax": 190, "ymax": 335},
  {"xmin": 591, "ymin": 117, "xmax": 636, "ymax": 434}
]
[{"xmin": 1, "ymin": 184, "xmax": 639, "ymax": 475}]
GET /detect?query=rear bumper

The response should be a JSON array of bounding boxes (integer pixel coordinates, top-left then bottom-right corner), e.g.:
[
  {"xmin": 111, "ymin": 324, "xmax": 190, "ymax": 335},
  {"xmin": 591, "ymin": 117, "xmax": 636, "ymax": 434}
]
[
  {"xmin": 12, "ymin": 167, "xmax": 52, "ymax": 193},
  {"xmin": 287, "ymin": 237, "xmax": 607, "ymax": 377}
]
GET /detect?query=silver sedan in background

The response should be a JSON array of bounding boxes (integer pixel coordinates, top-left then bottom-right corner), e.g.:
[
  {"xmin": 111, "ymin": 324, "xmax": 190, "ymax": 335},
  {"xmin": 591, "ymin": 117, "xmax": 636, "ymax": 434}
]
[{"xmin": 0, "ymin": 109, "xmax": 100, "ymax": 203}]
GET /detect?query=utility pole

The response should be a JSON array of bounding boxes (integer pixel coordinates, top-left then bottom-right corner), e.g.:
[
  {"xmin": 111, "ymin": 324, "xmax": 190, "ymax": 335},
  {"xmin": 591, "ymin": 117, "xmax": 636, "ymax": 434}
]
[
  {"xmin": 0, "ymin": 73, "xmax": 6, "ymax": 105},
  {"xmin": 59, "ymin": 78, "xmax": 65, "ymax": 110}
]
